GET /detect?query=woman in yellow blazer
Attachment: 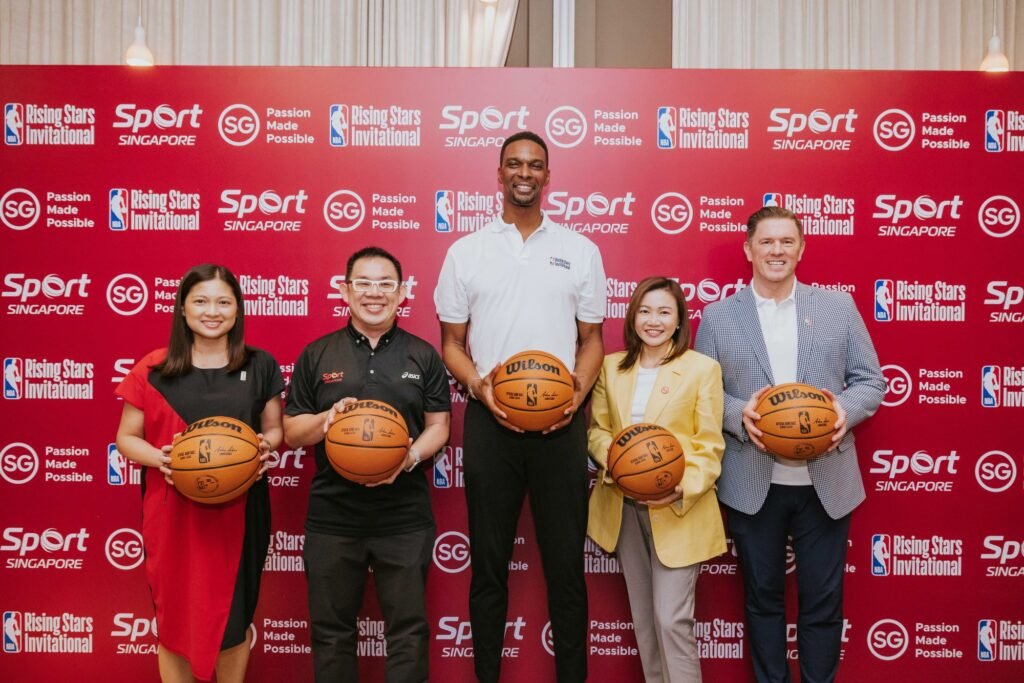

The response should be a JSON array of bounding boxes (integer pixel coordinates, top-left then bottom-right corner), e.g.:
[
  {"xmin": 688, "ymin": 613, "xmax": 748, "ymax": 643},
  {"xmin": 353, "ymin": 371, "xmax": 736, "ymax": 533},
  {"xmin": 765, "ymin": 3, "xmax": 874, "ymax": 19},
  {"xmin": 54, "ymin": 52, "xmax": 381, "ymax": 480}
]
[{"xmin": 588, "ymin": 276, "xmax": 726, "ymax": 683}]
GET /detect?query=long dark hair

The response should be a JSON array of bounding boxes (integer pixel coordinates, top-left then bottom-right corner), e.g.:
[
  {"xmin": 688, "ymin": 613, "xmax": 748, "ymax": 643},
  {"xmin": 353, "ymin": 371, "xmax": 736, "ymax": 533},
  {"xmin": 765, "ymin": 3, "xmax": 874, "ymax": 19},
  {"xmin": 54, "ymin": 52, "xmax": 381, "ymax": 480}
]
[
  {"xmin": 618, "ymin": 276, "xmax": 691, "ymax": 372},
  {"xmin": 153, "ymin": 264, "xmax": 248, "ymax": 377}
]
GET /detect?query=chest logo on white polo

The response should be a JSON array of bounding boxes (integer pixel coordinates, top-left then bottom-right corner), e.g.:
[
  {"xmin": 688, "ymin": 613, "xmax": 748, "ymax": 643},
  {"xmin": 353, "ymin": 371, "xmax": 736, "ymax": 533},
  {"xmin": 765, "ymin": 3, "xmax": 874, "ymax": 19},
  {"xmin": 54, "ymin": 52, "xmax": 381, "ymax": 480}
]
[{"xmin": 549, "ymin": 257, "xmax": 571, "ymax": 271}]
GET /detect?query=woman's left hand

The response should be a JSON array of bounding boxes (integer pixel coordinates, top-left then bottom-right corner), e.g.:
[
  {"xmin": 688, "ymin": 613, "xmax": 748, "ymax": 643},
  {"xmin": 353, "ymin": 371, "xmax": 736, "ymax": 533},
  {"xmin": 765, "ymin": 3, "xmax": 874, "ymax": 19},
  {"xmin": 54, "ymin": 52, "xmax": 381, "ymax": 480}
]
[
  {"xmin": 638, "ymin": 482, "xmax": 683, "ymax": 507},
  {"xmin": 256, "ymin": 433, "xmax": 272, "ymax": 479}
]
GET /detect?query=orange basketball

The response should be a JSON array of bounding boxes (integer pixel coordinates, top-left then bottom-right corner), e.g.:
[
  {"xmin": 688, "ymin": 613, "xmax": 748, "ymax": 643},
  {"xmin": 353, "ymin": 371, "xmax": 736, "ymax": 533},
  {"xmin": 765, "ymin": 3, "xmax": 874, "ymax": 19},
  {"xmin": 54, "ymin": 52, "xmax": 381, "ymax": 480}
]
[
  {"xmin": 754, "ymin": 382, "xmax": 838, "ymax": 459},
  {"xmin": 325, "ymin": 399, "xmax": 409, "ymax": 484},
  {"xmin": 492, "ymin": 350, "xmax": 574, "ymax": 432},
  {"xmin": 607, "ymin": 423, "xmax": 686, "ymax": 502},
  {"xmin": 170, "ymin": 416, "xmax": 261, "ymax": 504}
]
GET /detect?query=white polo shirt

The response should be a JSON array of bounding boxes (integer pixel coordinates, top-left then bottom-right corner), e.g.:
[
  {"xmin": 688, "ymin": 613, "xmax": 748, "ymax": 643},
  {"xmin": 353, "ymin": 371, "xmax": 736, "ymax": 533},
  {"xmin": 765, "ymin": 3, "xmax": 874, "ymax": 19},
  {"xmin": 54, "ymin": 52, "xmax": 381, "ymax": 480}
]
[
  {"xmin": 434, "ymin": 212, "xmax": 606, "ymax": 376},
  {"xmin": 753, "ymin": 280, "xmax": 812, "ymax": 486}
]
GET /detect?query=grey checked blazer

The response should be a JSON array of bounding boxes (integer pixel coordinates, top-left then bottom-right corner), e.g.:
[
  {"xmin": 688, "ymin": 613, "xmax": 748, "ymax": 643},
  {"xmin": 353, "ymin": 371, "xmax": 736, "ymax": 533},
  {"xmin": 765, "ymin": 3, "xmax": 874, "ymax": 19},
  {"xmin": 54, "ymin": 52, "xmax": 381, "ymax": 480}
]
[{"xmin": 694, "ymin": 282, "xmax": 885, "ymax": 519}]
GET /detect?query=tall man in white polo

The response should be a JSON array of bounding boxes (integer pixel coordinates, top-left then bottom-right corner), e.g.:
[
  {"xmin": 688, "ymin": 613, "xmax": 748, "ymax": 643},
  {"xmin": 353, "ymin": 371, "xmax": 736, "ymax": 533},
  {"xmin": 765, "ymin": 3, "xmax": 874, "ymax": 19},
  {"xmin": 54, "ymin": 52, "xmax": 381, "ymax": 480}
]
[
  {"xmin": 695, "ymin": 206, "xmax": 884, "ymax": 683},
  {"xmin": 434, "ymin": 131, "xmax": 606, "ymax": 683}
]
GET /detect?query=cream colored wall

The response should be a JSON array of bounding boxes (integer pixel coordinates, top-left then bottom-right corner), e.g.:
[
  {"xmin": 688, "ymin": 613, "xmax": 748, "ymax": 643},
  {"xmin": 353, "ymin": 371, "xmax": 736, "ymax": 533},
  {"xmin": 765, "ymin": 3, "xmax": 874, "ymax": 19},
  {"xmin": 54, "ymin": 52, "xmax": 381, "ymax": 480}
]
[{"xmin": 506, "ymin": 0, "xmax": 673, "ymax": 67}]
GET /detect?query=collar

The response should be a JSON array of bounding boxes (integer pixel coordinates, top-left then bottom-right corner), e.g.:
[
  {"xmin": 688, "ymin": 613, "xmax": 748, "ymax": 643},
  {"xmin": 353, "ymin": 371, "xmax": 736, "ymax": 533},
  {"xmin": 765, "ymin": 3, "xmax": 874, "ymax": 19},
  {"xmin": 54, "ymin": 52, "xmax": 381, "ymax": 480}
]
[
  {"xmin": 752, "ymin": 279, "xmax": 798, "ymax": 308},
  {"xmin": 346, "ymin": 320, "xmax": 399, "ymax": 348},
  {"xmin": 489, "ymin": 210, "xmax": 557, "ymax": 234}
]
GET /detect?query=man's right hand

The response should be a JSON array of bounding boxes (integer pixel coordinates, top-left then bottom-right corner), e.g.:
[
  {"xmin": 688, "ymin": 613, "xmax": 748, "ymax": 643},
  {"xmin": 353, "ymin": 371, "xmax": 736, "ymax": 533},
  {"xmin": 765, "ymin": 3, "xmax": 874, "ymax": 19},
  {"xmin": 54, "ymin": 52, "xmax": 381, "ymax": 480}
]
[
  {"xmin": 742, "ymin": 386, "xmax": 771, "ymax": 450},
  {"xmin": 323, "ymin": 397, "xmax": 358, "ymax": 433},
  {"xmin": 472, "ymin": 364, "xmax": 524, "ymax": 434}
]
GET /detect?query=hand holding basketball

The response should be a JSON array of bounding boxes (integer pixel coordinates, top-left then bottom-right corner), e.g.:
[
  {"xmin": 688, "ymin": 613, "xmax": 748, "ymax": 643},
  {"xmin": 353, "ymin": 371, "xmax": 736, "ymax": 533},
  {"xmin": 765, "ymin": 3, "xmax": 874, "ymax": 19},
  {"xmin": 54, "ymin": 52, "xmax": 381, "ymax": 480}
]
[
  {"xmin": 753, "ymin": 383, "xmax": 839, "ymax": 459},
  {"xmin": 473, "ymin": 364, "xmax": 524, "ymax": 433},
  {"xmin": 640, "ymin": 480, "xmax": 684, "ymax": 507},
  {"xmin": 742, "ymin": 386, "xmax": 771, "ymax": 449},
  {"xmin": 607, "ymin": 424, "xmax": 686, "ymax": 502},
  {"xmin": 256, "ymin": 433, "xmax": 272, "ymax": 480},
  {"xmin": 159, "ymin": 444, "xmax": 174, "ymax": 485},
  {"xmin": 364, "ymin": 438, "xmax": 414, "ymax": 487},
  {"xmin": 822, "ymin": 388, "xmax": 846, "ymax": 451},
  {"xmin": 323, "ymin": 397, "xmax": 359, "ymax": 434},
  {"xmin": 325, "ymin": 399, "xmax": 410, "ymax": 484},
  {"xmin": 542, "ymin": 372, "xmax": 582, "ymax": 434},
  {"xmin": 492, "ymin": 351, "xmax": 574, "ymax": 432},
  {"xmin": 169, "ymin": 416, "xmax": 262, "ymax": 504}
]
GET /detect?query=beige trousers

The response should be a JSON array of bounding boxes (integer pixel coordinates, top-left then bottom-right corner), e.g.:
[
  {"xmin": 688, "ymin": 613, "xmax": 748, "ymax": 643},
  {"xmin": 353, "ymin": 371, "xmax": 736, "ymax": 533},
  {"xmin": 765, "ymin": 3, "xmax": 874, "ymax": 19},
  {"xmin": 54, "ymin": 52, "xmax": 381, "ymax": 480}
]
[{"xmin": 616, "ymin": 501, "xmax": 702, "ymax": 683}]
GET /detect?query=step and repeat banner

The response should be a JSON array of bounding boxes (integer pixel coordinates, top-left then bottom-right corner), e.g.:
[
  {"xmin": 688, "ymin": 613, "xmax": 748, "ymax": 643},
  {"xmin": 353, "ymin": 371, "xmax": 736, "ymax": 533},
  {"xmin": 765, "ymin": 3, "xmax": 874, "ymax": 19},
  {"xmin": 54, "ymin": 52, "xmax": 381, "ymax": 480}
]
[{"xmin": 1, "ymin": 66, "xmax": 1022, "ymax": 681}]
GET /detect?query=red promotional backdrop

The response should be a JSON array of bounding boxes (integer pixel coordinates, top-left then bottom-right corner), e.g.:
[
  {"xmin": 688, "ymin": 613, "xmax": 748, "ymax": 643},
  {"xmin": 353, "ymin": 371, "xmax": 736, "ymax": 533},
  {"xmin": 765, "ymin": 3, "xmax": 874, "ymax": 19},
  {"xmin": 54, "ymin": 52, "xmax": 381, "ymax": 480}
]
[{"xmin": 1, "ymin": 66, "xmax": 1023, "ymax": 681}]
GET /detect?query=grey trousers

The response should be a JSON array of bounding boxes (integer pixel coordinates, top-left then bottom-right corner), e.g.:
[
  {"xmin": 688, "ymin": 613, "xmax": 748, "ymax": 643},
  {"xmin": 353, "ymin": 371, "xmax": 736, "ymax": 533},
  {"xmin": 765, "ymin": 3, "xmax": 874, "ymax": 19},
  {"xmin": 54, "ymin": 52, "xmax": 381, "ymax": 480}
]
[{"xmin": 616, "ymin": 500, "xmax": 702, "ymax": 683}]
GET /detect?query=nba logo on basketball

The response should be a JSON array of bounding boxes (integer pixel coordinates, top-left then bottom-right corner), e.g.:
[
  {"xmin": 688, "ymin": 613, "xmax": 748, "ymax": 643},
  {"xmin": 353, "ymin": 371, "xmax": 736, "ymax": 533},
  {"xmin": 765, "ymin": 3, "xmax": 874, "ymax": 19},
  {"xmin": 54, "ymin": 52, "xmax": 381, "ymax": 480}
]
[
  {"xmin": 109, "ymin": 188, "xmax": 128, "ymax": 231},
  {"xmin": 656, "ymin": 106, "xmax": 676, "ymax": 149},
  {"xmin": 982, "ymin": 365, "xmax": 1001, "ymax": 408},
  {"xmin": 985, "ymin": 110, "xmax": 1005, "ymax": 152},
  {"xmin": 3, "ymin": 611, "xmax": 21, "ymax": 653},
  {"xmin": 4, "ymin": 103, "xmax": 24, "ymax": 145},
  {"xmin": 435, "ymin": 190, "xmax": 454, "ymax": 233},
  {"xmin": 978, "ymin": 619, "xmax": 997, "ymax": 661},
  {"xmin": 3, "ymin": 357, "xmax": 23, "ymax": 400},
  {"xmin": 874, "ymin": 279, "xmax": 894, "ymax": 322},
  {"xmin": 870, "ymin": 534, "xmax": 890, "ymax": 576},
  {"xmin": 329, "ymin": 104, "xmax": 349, "ymax": 147},
  {"xmin": 108, "ymin": 443, "xmax": 126, "ymax": 485},
  {"xmin": 763, "ymin": 192, "xmax": 782, "ymax": 207}
]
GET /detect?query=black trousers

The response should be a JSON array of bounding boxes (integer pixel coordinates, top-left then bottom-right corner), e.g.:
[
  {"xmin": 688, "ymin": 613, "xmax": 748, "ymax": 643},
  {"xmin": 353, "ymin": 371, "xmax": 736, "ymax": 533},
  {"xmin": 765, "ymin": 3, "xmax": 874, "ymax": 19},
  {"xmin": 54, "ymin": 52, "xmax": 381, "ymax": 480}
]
[
  {"xmin": 303, "ymin": 527, "xmax": 434, "ymax": 683},
  {"xmin": 463, "ymin": 399, "xmax": 589, "ymax": 683},
  {"xmin": 725, "ymin": 485, "xmax": 851, "ymax": 683}
]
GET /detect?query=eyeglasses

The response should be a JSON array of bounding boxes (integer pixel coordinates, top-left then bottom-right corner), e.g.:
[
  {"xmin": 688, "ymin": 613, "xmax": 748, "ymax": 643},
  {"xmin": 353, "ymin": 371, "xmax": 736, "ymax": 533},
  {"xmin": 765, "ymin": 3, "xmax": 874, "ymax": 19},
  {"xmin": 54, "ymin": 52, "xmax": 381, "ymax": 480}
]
[{"xmin": 348, "ymin": 279, "xmax": 400, "ymax": 293}]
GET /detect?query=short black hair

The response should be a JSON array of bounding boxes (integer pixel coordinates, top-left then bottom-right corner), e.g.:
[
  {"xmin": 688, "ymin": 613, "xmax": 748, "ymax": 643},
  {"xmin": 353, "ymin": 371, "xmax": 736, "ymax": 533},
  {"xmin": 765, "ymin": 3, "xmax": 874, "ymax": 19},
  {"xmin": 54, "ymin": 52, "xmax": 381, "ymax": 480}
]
[
  {"xmin": 346, "ymin": 246, "xmax": 403, "ymax": 282},
  {"xmin": 500, "ymin": 131, "xmax": 549, "ymax": 165}
]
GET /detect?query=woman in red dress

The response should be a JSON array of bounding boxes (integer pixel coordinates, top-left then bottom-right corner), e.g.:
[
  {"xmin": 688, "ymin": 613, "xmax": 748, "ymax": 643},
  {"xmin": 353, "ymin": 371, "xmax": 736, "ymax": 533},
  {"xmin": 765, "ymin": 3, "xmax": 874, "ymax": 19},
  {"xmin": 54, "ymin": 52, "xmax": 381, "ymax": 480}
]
[{"xmin": 115, "ymin": 264, "xmax": 283, "ymax": 682}]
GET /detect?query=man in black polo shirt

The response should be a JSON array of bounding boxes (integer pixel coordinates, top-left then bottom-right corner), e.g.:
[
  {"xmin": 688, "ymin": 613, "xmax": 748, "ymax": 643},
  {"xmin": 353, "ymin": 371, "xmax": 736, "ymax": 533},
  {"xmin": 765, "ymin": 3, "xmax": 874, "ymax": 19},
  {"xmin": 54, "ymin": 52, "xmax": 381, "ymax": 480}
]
[{"xmin": 283, "ymin": 246, "xmax": 451, "ymax": 682}]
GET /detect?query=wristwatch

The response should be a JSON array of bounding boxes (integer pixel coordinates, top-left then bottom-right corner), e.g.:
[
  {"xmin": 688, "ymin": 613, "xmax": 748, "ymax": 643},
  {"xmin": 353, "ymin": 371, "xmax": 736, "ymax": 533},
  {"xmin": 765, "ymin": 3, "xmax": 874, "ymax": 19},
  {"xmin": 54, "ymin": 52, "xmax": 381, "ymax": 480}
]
[{"xmin": 405, "ymin": 446, "xmax": 422, "ymax": 472}]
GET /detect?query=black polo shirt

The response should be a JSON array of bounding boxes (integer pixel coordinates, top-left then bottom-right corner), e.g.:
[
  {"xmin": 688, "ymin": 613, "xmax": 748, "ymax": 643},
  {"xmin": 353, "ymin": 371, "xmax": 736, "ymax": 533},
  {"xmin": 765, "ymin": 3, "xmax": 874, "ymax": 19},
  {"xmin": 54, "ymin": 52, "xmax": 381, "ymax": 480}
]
[{"xmin": 285, "ymin": 322, "xmax": 451, "ymax": 537}]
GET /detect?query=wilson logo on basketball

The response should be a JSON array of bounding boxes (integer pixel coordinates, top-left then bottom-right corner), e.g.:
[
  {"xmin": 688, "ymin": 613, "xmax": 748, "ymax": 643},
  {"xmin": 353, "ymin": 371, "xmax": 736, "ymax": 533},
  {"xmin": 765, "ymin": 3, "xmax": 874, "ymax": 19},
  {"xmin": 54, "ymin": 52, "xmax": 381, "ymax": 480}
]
[
  {"xmin": 183, "ymin": 418, "xmax": 244, "ymax": 434},
  {"xmin": 352, "ymin": 399, "xmax": 400, "ymax": 420},
  {"xmin": 505, "ymin": 359, "xmax": 562, "ymax": 376},
  {"xmin": 614, "ymin": 423, "xmax": 662, "ymax": 447},
  {"xmin": 767, "ymin": 388, "xmax": 828, "ymax": 406}
]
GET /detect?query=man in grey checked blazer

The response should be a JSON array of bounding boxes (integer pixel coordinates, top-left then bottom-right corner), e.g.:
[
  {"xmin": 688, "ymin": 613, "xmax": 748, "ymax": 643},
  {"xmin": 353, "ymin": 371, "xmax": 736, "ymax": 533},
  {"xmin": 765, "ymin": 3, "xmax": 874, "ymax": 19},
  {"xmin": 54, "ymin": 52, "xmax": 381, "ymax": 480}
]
[{"xmin": 695, "ymin": 206, "xmax": 884, "ymax": 683}]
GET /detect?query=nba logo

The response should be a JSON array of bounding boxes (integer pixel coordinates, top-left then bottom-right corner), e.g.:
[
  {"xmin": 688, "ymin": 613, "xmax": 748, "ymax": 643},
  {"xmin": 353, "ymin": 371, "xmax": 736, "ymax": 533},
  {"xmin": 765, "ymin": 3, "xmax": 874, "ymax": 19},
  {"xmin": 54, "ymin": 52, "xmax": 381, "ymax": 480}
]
[
  {"xmin": 329, "ymin": 104, "xmax": 349, "ymax": 147},
  {"xmin": 656, "ymin": 106, "xmax": 676, "ymax": 149},
  {"xmin": 108, "ymin": 443, "xmax": 126, "ymax": 485},
  {"xmin": 435, "ymin": 190, "xmax": 454, "ymax": 233},
  {"xmin": 4, "ymin": 103, "xmax": 24, "ymax": 145},
  {"xmin": 874, "ymin": 279, "xmax": 894, "ymax": 322},
  {"xmin": 109, "ymin": 188, "xmax": 128, "ymax": 231},
  {"xmin": 981, "ymin": 365, "xmax": 1001, "ymax": 408},
  {"xmin": 3, "ymin": 611, "xmax": 21, "ymax": 653},
  {"xmin": 3, "ymin": 357, "xmax": 23, "ymax": 400},
  {"xmin": 763, "ymin": 192, "xmax": 782, "ymax": 207},
  {"xmin": 985, "ymin": 110, "xmax": 1005, "ymax": 152},
  {"xmin": 870, "ymin": 534, "xmax": 890, "ymax": 576},
  {"xmin": 433, "ymin": 450, "xmax": 452, "ymax": 489},
  {"xmin": 978, "ymin": 619, "xmax": 997, "ymax": 661}
]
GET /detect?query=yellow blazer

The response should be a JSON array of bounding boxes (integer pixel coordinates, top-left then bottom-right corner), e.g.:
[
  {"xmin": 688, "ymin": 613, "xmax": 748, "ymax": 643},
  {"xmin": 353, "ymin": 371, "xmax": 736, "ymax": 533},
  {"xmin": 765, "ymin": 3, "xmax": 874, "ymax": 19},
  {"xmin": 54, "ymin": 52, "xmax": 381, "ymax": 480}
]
[{"xmin": 587, "ymin": 349, "xmax": 726, "ymax": 568}]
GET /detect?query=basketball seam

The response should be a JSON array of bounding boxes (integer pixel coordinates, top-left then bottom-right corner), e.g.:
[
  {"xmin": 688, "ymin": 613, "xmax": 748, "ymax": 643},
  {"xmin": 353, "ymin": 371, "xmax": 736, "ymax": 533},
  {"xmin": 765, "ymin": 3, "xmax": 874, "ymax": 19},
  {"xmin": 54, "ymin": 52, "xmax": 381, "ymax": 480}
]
[
  {"xmin": 169, "ymin": 452, "xmax": 259, "ymax": 471},
  {"xmin": 497, "ymin": 399, "xmax": 574, "ymax": 414}
]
